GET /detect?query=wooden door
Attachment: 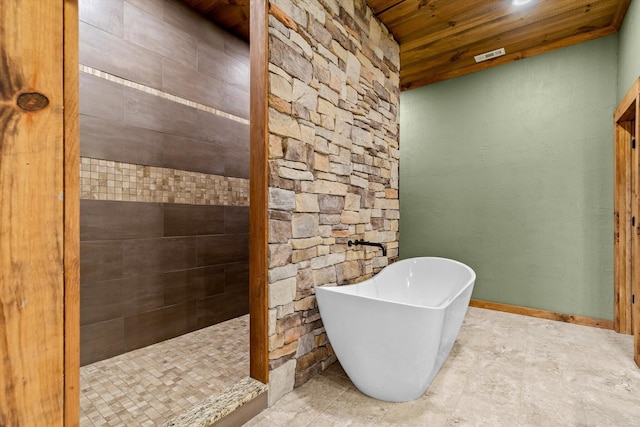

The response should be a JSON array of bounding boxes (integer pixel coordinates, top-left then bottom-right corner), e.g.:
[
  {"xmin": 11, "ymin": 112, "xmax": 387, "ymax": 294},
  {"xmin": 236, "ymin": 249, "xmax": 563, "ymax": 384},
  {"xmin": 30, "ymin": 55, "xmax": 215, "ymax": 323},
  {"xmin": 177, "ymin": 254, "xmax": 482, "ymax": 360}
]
[
  {"xmin": 614, "ymin": 78, "xmax": 640, "ymax": 367},
  {"xmin": 614, "ymin": 120, "xmax": 633, "ymax": 334},
  {"xmin": 631, "ymin": 118, "xmax": 640, "ymax": 367},
  {"xmin": 635, "ymin": 116, "xmax": 640, "ymax": 367},
  {"xmin": 0, "ymin": 1, "xmax": 79, "ymax": 425}
]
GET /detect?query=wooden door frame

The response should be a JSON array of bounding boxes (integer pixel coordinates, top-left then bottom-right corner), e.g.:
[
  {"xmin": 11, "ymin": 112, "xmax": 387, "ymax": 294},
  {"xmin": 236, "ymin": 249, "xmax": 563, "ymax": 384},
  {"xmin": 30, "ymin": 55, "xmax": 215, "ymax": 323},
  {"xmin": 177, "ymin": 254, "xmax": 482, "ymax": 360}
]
[
  {"xmin": 64, "ymin": 0, "xmax": 80, "ymax": 425},
  {"xmin": 249, "ymin": 0, "xmax": 269, "ymax": 384},
  {"xmin": 1, "ymin": 0, "xmax": 269, "ymax": 423},
  {"xmin": 1, "ymin": 1, "xmax": 79, "ymax": 425},
  {"xmin": 614, "ymin": 77, "xmax": 640, "ymax": 366},
  {"xmin": 61, "ymin": 0, "xmax": 270, "ymax": 421},
  {"xmin": 2, "ymin": 0, "xmax": 268, "ymax": 424},
  {"xmin": 614, "ymin": 77, "xmax": 639, "ymax": 334},
  {"xmin": 614, "ymin": 117, "xmax": 633, "ymax": 334}
]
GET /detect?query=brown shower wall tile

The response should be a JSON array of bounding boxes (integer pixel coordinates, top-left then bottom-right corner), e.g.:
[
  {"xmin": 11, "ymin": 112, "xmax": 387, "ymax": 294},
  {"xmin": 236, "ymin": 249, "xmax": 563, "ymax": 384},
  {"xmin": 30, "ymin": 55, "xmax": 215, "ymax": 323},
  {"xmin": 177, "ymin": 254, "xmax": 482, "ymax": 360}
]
[
  {"xmin": 79, "ymin": 0, "xmax": 124, "ymax": 37},
  {"xmin": 80, "ymin": 114, "xmax": 165, "ymax": 167},
  {"xmin": 196, "ymin": 234, "xmax": 250, "ymax": 266},
  {"xmin": 120, "ymin": 274, "xmax": 167, "ymax": 316},
  {"xmin": 122, "ymin": 237, "xmax": 196, "ymax": 276},
  {"xmin": 196, "ymin": 289, "xmax": 249, "ymax": 329},
  {"xmin": 80, "ymin": 265, "xmax": 225, "ymax": 307},
  {"xmin": 81, "ymin": 318, "xmax": 125, "ymax": 365},
  {"xmin": 120, "ymin": 83, "xmax": 244, "ymax": 145},
  {"xmin": 79, "ymin": 73, "xmax": 124, "ymax": 122},
  {"xmin": 220, "ymin": 143, "xmax": 250, "ymax": 179},
  {"xmin": 163, "ymin": 205, "xmax": 225, "ymax": 236},
  {"xmin": 224, "ymin": 206, "xmax": 250, "ymax": 234},
  {"xmin": 79, "ymin": 21, "xmax": 163, "ymax": 90},
  {"xmin": 224, "ymin": 35, "xmax": 250, "ymax": 62},
  {"xmin": 197, "ymin": 42, "xmax": 249, "ymax": 91},
  {"xmin": 123, "ymin": 1, "xmax": 197, "ymax": 68},
  {"xmin": 124, "ymin": 301, "xmax": 197, "ymax": 352},
  {"xmin": 161, "ymin": 58, "xmax": 225, "ymax": 112},
  {"xmin": 192, "ymin": 108, "xmax": 250, "ymax": 167},
  {"xmin": 80, "ymin": 199, "xmax": 164, "ymax": 240},
  {"xmin": 121, "ymin": 85, "xmax": 167, "ymax": 134},
  {"xmin": 224, "ymin": 261, "xmax": 250, "ymax": 293},
  {"xmin": 163, "ymin": 266, "xmax": 226, "ymax": 305},
  {"xmin": 81, "ymin": 278, "xmax": 124, "ymax": 326},
  {"xmin": 162, "ymin": 0, "xmax": 224, "ymax": 50},
  {"xmin": 224, "ymin": 84, "xmax": 250, "ymax": 120},
  {"xmin": 80, "ymin": 241, "xmax": 123, "ymax": 283},
  {"xmin": 80, "ymin": 265, "xmax": 230, "ymax": 325},
  {"xmin": 162, "ymin": 134, "xmax": 227, "ymax": 177},
  {"xmin": 159, "ymin": 0, "xmax": 251, "ymax": 119}
]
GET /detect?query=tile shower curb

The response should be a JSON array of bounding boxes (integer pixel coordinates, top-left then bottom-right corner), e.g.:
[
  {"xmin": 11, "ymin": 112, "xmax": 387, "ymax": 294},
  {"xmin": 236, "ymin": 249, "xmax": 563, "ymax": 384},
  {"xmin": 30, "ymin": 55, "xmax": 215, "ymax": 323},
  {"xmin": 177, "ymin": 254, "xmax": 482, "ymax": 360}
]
[{"xmin": 163, "ymin": 376, "xmax": 267, "ymax": 427}]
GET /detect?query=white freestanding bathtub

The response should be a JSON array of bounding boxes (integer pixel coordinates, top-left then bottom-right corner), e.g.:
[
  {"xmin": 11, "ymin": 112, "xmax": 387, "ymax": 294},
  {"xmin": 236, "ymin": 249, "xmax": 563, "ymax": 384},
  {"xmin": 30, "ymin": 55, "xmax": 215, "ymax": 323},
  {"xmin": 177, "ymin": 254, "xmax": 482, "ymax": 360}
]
[{"xmin": 315, "ymin": 257, "xmax": 475, "ymax": 402}]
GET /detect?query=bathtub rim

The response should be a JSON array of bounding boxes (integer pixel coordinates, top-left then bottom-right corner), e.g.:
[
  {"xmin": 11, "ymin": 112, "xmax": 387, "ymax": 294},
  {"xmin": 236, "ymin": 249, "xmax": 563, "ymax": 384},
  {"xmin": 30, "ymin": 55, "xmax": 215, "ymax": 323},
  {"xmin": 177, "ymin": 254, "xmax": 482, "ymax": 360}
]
[{"xmin": 314, "ymin": 256, "xmax": 476, "ymax": 311}]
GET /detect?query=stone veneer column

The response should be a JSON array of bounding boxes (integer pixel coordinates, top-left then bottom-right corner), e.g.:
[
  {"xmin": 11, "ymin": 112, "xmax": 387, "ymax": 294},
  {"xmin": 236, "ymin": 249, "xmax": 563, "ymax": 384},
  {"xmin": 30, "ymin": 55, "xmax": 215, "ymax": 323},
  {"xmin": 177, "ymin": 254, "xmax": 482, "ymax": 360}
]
[{"xmin": 265, "ymin": 0, "xmax": 400, "ymax": 405}]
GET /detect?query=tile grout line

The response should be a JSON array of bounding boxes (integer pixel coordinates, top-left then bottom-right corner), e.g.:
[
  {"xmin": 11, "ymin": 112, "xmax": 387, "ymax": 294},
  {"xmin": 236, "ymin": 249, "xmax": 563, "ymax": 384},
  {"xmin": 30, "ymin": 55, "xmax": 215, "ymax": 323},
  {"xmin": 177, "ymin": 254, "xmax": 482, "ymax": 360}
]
[{"xmin": 79, "ymin": 64, "xmax": 250, "ymax": 126}]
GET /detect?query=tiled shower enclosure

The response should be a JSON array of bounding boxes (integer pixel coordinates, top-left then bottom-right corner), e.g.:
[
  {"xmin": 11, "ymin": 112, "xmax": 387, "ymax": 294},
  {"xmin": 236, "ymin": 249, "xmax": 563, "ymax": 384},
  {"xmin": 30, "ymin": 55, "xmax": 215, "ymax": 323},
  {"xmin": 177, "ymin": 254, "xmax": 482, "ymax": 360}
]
[{"xmin": 78, "ymin": 0, "xmax": 250, "ymax": 366}]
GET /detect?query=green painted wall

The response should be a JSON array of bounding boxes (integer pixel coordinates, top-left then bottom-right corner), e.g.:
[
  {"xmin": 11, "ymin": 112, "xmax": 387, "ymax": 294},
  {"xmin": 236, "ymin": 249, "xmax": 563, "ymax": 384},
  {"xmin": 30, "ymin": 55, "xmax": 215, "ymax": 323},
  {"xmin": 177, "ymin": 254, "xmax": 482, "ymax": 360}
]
[
  {"xmin": 400, "ymin": 36, "xmax": 617, "ymax": 320},
  {"xmin": 618, "ymin": 0, "xmax": 640, "ymax": 102}
]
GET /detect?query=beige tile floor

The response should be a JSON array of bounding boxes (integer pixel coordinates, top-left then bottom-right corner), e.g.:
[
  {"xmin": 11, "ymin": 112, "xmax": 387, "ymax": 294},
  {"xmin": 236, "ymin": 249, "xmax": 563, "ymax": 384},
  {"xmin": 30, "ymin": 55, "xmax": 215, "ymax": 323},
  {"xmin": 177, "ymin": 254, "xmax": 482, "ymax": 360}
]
[
  {"xmin": 245, "ymin": 307, "xmax": 640, "ymax": 426},
  {"xmin": 80, "ymin": 314, "xmax": 249, "ymax": 426}
]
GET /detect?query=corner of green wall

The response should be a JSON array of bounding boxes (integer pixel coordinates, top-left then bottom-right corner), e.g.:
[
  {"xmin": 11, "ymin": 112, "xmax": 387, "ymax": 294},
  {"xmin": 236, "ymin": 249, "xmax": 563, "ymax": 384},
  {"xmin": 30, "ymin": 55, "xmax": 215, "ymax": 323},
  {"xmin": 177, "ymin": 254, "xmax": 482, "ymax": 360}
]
[{"xmin": 400, "ymin": 36, "xmax": 617, "ymax": 320}]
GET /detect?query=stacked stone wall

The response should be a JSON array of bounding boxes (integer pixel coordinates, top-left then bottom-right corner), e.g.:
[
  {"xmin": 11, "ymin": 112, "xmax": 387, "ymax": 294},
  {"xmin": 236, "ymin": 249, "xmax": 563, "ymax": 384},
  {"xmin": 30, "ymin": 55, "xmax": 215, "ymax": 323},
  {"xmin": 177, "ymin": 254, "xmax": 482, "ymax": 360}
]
[{"xmin": 266, "ymin": 0, "xmax": 400, "ymax": 404}]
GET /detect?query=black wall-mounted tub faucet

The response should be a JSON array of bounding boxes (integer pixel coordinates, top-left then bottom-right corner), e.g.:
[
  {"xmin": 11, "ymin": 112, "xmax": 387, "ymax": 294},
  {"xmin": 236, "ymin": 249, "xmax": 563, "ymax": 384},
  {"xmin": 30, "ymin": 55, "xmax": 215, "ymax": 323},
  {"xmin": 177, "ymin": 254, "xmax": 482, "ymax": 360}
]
[{"xmin": 347, "ymin": 239, "xmax": 387, "ymax": 256}]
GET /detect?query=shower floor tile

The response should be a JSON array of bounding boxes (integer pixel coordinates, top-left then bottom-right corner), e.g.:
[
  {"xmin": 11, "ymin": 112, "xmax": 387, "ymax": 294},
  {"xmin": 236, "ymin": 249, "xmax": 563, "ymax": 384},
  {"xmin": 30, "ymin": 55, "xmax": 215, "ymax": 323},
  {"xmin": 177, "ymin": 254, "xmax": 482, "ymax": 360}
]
[
  {"xmin": 80, "ymin": 314, "xmax": 249, "ymax": 426},
  {"xmin": 246, "ymin": 307, "xmax": 640, "ymax": 426}
]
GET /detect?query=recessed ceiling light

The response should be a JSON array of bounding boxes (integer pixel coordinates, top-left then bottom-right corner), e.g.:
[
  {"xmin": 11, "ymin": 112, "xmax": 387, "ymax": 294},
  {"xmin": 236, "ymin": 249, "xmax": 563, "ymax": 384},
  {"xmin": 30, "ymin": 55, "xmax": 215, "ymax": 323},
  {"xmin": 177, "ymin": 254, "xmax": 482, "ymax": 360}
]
[{"xmin": 513, "ymin": 0, "xmax": 532, "ymax": 5}]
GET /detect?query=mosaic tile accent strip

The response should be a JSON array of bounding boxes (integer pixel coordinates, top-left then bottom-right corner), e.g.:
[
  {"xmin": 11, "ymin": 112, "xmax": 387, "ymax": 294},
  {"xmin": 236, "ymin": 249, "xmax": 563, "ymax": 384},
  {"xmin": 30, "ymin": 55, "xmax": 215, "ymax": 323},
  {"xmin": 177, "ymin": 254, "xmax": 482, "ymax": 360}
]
[
  {"xmin": 80, "ymin": 157, "xmax": 249, "ymax": 206},
  {"xmin": 79, "ymin": 64, "xmax": 249, "ymax": 125},
  {"xmin": 163, "ymin": 377, "xmax": 267, "ymax": 427},
  {"xmin": 80, "ymin": 314, "xmax": 250, "ymax": 427}
]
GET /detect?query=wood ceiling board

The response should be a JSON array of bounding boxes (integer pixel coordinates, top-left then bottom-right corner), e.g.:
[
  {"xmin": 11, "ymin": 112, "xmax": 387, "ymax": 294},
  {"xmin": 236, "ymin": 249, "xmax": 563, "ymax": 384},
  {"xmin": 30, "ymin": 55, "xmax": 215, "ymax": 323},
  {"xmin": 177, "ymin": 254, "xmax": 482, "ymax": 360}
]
[
  {"xmin": 400, "ymin": 14, "xmax": 616, "ymax": 84},
  {"xmin": 398, "ymin": 0, "xmax": 601, "ymax": 52},
  {"xmin": 612, "ymin": 0, "xmax": 633, "ymax": 27},
  {"xmin": 400, "ymin": 0, "xmax": 617, "ymax": 69},
  {"xmin": 371, "ymin": 0, "xmax": 630, "ymax": 89},
  {"xmin": 378, "ymin": 0, "xmax": 499, "ymax": 36},
  {"xmin": 401, "ymin": 25, "xmax": 616, "ymax": 89}
]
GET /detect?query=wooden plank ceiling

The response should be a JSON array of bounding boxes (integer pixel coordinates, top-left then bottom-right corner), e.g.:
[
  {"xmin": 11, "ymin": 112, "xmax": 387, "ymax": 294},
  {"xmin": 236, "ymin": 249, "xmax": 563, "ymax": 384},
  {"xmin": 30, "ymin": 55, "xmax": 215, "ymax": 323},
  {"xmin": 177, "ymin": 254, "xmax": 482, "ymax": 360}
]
[{"xmin": 184, "ymin": 0, "xmax": 631, "ymax": 90}]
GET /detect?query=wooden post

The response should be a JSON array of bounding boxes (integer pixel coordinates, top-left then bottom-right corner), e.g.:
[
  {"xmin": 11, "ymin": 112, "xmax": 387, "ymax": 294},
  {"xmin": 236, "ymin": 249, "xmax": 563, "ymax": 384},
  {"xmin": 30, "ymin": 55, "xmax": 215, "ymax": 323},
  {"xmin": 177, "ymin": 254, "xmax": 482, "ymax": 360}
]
[
  {"xmin": 614, "ymin": 78, "xmax": 640, "ymax": 367},
  {"xmin": 64, "ymin": 0, "xmax": 80, "ymax": 425},
  {"xmin": 0, "ymin": 1, "xmax": 76, "ymax": 425},
  {"xmin": 249, "ymin": 0, "xmax": 269, "ymax": 383},
  {"xmin": 614, "ymin": 121, "xmax": 633, "ymax": 334}
]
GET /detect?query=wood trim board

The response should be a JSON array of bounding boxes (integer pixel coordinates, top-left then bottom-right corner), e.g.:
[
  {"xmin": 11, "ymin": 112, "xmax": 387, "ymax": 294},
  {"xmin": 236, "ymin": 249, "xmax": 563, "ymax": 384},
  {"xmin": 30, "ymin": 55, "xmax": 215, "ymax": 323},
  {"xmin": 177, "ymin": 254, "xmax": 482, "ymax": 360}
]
[
  {"xmin": 614, "ymin": 120, "xmax": 633, "ymax": 334},
  {"xmin": 635, "ymin": 96, "xmax": 640, "ymax": 367},
  {"xmin": 249, "ymin": 0, "xmax": 269, "ymax": 384},
  {"xmin": 64, "ymin": 0, "xmax": 80, "ymax": 425},
  {"xmin": 470, "ymin": 299, "xmax": 614, "ymax": 330},
  {"xmin": 615, "ymin": 78, "xmax": 639, "ymax": 123},
  {"xmin": 0, "ymin": 1, "xmax": 67, "ymax": 424}
]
